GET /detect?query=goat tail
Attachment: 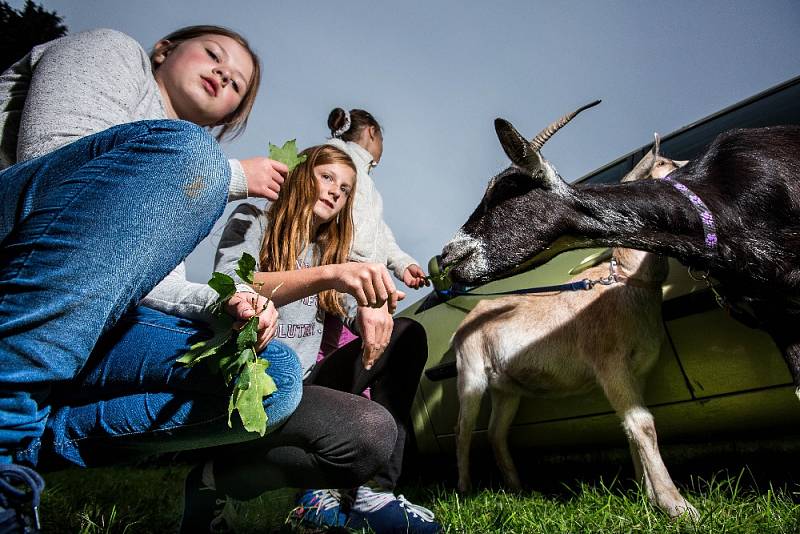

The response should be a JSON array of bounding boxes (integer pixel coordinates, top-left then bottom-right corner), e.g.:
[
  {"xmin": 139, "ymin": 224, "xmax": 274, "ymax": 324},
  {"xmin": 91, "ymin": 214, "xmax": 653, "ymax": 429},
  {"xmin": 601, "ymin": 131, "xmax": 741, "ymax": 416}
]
[{"xmin": 530, "ymin": 99, "xmax": 601, "ymax": 151}]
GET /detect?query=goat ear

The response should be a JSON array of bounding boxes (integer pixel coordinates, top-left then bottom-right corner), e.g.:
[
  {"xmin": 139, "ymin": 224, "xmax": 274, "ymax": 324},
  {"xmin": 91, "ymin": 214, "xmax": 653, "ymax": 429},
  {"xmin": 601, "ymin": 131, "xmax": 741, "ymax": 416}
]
[
  {"xmin": 494, "ymin": 118, "xmax": 544, "ymax": 171},
  {"xmin": 622, "ymin": 150, "xmax": 655, "ymax": 183}
]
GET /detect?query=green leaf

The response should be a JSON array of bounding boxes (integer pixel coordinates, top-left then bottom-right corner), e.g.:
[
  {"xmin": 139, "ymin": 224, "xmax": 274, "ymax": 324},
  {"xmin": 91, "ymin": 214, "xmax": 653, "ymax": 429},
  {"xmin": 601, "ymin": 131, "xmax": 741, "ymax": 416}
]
[
  {"xmin": 176, "ymin": 327, "xmax": 232, "ymax": 367},
  {"xmin": 218, "ymin": 347, "xmax": 254, "ymax": 386},
  {"xmin": 268, "ymin": 139, "xmax": 307, "ymax": 172},
  {"xmin": 235, "ymin": 252, "xmax": 257, "ymax": 284},
  {"xmin": 228, "ymin": 358, "xmax": 278, "ymax": 436},
  {"xmin": 208, "ymin": 272, "xmax": 236, "ymax": 302},
  {"xmin": 237, "ymin": 361, "xmax": 252, "ymax": 391},
  {"xmin": 236, "ymin": 316, "xmax": 259, "ymax": 353}
]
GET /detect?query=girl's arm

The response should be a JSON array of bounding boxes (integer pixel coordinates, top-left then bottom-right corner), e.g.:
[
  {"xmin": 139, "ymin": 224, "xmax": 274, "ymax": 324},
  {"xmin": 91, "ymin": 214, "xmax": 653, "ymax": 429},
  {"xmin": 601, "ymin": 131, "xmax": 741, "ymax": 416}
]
[
  {"xmin": 251, "ymin": 261, "xmax": 402, "ymax": 312},
  {"xmin": 216, "ymin": 204, "xmax": 404, "ymax": 312},
  {"xmin": 380, "ymin": 218, "xmax": 419, "ymax": 280},
  {"xmin": 140, "ymin": 262, "xmax": 219, "ymax": 321},
  {"xmin": 141, "ymin": 262, "xmax": 277, "ymax": 345}
]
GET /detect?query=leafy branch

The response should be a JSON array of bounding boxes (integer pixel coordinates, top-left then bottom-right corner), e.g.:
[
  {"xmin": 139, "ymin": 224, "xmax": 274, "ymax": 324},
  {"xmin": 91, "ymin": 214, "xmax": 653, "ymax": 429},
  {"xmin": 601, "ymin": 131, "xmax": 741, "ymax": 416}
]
[{"xmin": 176, "ymin": 253, "xmax": 277, "ymax": 436}]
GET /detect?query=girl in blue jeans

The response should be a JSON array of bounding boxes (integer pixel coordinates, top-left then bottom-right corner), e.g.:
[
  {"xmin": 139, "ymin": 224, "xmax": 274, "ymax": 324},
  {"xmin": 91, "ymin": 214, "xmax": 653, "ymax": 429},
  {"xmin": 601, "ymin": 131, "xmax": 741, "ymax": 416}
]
[{"xmin": 0, "ymin": 25, "xmax": 397, "ymax": 532}]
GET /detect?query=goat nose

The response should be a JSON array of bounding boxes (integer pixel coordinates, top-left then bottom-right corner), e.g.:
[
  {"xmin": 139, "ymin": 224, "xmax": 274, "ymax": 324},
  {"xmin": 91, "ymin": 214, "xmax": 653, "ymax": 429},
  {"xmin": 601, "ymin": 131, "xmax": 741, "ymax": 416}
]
[{"xmin": 441, "ymin": 236, "xmax": 476, "ymax": 267}]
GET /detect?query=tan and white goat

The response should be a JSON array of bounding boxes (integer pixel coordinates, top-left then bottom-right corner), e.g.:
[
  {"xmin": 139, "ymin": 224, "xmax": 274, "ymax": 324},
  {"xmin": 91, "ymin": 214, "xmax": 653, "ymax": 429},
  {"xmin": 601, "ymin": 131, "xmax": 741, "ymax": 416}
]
[{"xmin": 452, "ymin": 139, "xmax": 699, "ymax": 519}]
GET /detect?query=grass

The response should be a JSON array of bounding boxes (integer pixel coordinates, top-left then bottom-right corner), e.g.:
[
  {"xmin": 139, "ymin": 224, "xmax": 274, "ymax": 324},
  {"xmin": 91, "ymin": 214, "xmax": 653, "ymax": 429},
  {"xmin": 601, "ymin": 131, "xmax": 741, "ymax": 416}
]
[
  {"xmin": 426, "ymin": 474, "xmax": 800, "ymax": 533},
  {"xmin": 38, "ymin": 451, "xmax": 800, "ymax": 534}
]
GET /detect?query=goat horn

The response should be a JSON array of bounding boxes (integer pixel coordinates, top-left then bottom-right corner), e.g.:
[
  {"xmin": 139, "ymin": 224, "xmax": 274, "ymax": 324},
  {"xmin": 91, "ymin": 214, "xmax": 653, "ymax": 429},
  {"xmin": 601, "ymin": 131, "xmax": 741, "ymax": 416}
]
[
  {"xmin": 653, "ymin": 132, "xmax": 661, "ymax": 156},
  {"xmin": 530, "ymin": 100, "xmax": 601, "ymax": 151}
]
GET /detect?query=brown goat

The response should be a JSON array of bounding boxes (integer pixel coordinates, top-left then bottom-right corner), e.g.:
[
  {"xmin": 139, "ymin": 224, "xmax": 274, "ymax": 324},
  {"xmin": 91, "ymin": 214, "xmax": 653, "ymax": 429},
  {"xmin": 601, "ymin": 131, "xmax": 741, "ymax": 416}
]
[{"xmin": 452, "ymin": 145, "xmax": 699, "ymax": 520}]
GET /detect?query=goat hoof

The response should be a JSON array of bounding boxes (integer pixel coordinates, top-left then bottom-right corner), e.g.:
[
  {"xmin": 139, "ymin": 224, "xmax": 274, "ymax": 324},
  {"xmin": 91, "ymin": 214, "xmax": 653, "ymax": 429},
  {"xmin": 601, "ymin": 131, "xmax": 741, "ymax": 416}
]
[
  {"xmin": 503, "ymin": 477, "xmax": 523, "ymax": 493},
  {"xmin": 668, "ymin": 501, "xmax": 700, "ymax": 522}
]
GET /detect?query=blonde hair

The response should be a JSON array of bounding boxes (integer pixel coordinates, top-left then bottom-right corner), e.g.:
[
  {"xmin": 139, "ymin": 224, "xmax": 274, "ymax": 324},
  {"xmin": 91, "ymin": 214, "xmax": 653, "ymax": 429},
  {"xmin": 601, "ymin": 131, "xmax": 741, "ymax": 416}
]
[
  {"xmin": 150, "ymin": 25, "xmax": 261, "ymax": 141},
  {"xmin": 260, "ymin": 145, "xmax": 357, "ymax": 318}
]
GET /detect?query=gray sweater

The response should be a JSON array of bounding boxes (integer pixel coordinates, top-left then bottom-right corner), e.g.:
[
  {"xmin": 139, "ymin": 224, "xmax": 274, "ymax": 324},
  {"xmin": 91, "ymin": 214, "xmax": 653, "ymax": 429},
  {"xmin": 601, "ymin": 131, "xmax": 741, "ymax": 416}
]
[
  {"xmin": 0, "ymin": 28, "xmax": 250, "ymax": 318},
  {"xmin": 214, "ymin": 203, "xmax": 328, "ymax": 376}
]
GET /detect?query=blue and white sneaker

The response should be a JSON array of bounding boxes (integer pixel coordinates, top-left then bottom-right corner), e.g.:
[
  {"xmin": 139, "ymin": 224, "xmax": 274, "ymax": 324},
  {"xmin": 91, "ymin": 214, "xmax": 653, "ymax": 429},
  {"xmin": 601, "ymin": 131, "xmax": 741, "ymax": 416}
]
[
  {"xmin": 349, "ymin": 485, "xmax": 441, "ymax": 534},
  {"xmin": 294, "ymin": 488, "xmax": 350, "ymax": 528}
]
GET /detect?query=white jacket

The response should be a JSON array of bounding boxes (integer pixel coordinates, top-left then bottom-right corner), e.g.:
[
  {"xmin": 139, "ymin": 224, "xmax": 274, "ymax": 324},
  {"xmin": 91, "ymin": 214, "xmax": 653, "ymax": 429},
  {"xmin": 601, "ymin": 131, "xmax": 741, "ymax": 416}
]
[{"xmin": 326, "ymin": 138, "xmax": 417, "ymax": 280}]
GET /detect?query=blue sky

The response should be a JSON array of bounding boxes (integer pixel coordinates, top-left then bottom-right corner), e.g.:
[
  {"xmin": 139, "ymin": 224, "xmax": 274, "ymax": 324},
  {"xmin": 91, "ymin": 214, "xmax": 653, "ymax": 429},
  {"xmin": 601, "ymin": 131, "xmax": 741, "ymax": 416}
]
[{"xmin": 13, "ymin": 0, "xmax": 800, "ymax": 309}]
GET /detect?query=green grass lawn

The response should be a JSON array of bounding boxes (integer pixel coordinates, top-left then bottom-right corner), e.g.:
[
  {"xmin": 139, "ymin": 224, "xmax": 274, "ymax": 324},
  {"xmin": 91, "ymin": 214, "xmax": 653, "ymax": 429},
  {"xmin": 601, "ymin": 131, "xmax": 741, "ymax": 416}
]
[{"xmin": 39, "ymin": 446, "xmax": 800, "ymax": 534}]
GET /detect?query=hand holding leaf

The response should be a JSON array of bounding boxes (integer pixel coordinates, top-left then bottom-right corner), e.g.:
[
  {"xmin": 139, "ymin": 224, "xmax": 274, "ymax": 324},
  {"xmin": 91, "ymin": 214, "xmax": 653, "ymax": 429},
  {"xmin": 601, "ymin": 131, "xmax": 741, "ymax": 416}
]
[{"xmin": 177, "ymin": 252, "xmax": 279, "ymax": 436}]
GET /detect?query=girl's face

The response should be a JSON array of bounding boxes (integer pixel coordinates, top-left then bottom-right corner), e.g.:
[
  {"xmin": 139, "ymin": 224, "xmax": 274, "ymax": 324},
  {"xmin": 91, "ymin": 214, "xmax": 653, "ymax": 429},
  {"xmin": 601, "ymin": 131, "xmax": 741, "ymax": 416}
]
[
  {"xmin": 312, "ymin": 163, "xmax": 355, "ymax": 223},
  {"xmin": 152, "ymin": 34, "xmax": 254, "ymax": 127}
]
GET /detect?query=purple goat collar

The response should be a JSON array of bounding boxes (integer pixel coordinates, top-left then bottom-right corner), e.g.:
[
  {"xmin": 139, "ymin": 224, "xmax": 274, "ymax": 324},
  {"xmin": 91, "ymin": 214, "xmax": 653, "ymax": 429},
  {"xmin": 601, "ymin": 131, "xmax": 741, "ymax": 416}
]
[{"xmin": 660, "ymin": 174, "xmax": 718, "ymax": 251}]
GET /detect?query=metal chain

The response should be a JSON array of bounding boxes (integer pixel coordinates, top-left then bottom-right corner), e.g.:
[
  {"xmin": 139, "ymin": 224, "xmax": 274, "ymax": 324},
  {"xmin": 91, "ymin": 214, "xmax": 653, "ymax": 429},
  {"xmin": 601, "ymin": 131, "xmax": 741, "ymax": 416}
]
[{"xmin": 587, "ymin": 257, "xmax": 620, "ymax": 288}]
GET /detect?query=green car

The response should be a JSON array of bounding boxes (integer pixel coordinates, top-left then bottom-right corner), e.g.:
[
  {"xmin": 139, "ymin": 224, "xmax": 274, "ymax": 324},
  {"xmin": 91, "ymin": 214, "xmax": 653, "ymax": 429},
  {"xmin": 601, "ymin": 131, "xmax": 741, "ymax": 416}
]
[{"xmin": 398, "ymin": 75, "xmax": 800, "ymax": 458}]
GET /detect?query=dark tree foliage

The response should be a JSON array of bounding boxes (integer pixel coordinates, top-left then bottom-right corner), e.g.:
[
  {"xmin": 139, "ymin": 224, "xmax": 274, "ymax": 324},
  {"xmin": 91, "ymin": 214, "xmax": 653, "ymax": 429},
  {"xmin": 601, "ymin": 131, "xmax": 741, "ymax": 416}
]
[{"xmin": 0, "ymin": 0, "xmax": 67, "ymax": 72}]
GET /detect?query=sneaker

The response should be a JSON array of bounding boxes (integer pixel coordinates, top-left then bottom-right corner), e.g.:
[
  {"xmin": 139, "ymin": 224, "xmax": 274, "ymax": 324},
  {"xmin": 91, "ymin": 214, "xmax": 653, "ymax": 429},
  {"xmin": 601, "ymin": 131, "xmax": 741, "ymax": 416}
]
[
  {"xmin": 0, "ymin": 463, "xmax": 44, "ymax": 534},
  {"xmin": 349, "ymin": 486, "xmax": 441, "ymax": 534},
  {"xmin": 179, "ymin": 463, "xmax": 235, "ymax": 534},
  {"xmin": 293, "ymin": 488, "xmax": 350, "ymax": 528}
]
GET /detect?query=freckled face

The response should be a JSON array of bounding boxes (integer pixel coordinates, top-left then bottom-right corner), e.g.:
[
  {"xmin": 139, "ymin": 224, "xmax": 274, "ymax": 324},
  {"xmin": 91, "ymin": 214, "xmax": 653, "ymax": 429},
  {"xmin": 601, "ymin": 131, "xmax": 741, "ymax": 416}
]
[
  {"xmin": 152, "ymin": 34, "xmax": 254, "ymax": 126},
  {"xmin": 312, "ymin": 163, "xmax": 355, "ymax": 223}
]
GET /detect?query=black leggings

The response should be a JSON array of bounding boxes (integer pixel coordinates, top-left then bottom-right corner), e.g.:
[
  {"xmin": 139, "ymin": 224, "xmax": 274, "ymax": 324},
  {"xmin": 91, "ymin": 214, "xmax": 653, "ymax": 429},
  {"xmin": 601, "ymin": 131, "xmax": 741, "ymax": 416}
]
[
  {"xmin": 213, "ymin": 318, "xmax": 428, "ymax": 500},
  {"xmin": 306, "ymin": 317, "xmax": 428, "ymax": 489}
]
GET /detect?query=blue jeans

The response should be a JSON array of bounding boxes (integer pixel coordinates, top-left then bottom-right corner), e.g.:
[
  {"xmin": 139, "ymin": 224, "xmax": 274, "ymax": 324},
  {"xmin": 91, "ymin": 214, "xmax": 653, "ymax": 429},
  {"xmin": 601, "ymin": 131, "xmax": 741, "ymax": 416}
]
[
  {"xmin": 0, "ymin": 120, "xmax": 229, "ymax": 463},
  {"xmin": 33, "ymin": 307, "xmax": 302, "ymax": 468}
]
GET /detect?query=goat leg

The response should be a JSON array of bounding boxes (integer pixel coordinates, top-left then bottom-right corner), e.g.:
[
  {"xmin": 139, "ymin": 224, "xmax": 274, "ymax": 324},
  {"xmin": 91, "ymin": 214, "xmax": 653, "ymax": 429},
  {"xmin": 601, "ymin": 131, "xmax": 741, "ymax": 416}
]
[
  {"xmin": 456, "ymin": 361, "xmax": 487, "ymax": 493},
  {"xmin": 488, "ymin": 389, "xmax": 523, "ymax": 491},
  {"xmin": 758, "ymin": 309, "xmax": 800, "ymax": 401},
  {"xmin": 598, "ymin": 365, "xmax": 699, "ymax": 520},
  {"xmin": 621, "ymin": 406, "xmax": 699, "ymax": 520},
  {"xmin": 628, "ymin": 439, "xmax": 645, "ymax": 484}
]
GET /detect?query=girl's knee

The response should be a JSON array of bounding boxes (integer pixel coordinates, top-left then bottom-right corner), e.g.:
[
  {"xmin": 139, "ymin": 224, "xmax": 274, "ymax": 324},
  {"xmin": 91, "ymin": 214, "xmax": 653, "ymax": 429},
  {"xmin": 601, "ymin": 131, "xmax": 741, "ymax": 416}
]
[
  {"xmin": 134, "ymin": 119, "xmax": 230, "ymax": 207},
  {"xmin": 262, "ymin": 341, "xmax": 303, "ymax": 428},
  {"xmin": 391, "ymin": 318, "xmax": 429, "ymax": 367},
  {"xmin": 351, "ymin": 402, "xmax": 397, "ymax": 477},
  {"xmin": 394, "ymin": 318, "xmax": 427, "ymax": 346}
]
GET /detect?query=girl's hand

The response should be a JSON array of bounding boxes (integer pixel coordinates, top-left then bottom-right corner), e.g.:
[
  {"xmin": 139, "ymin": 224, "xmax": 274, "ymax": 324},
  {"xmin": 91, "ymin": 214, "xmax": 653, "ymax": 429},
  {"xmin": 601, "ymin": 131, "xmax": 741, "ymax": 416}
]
[
  {"xmin": 332, "ymin": 262, "xmax": 405, "ymax": 313},
  {"xmin": 225, "ymin": 291, "xmax": 278, "ymax": 351},
  {"xmin": 240, "ymin": 157, "xmax": 288, "ymax": 200},
  {"xmin": 402, "ymin": 264, "xmax": 429, "ymax": 289},
  {"xmin": 356, "ymin": 304, "xmax": 394, "ymax": 370}
]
